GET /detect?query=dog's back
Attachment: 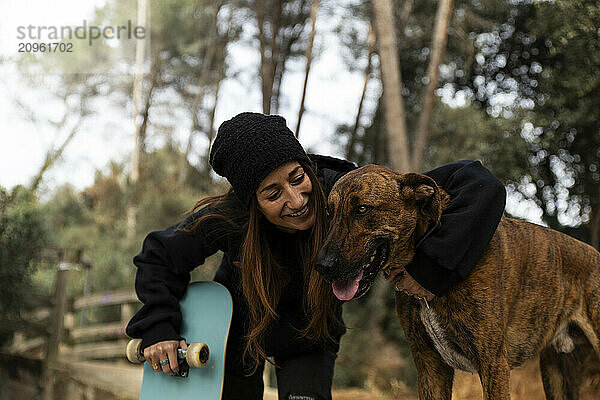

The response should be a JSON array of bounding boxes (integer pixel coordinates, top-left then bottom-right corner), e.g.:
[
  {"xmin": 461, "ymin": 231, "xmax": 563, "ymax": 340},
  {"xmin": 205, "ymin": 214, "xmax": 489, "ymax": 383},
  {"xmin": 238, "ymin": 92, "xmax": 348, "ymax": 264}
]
[{"xmin": 445, "ymin": 217, "xmax": 600, "ymax": 369}]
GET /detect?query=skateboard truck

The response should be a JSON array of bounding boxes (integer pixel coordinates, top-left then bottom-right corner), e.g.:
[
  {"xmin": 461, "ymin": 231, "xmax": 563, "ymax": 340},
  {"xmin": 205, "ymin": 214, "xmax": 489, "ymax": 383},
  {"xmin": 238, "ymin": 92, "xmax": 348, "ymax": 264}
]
[
  {"xmin": 175, "ymin": 348, "xmax": 190, "ymax": 377},
  {"xmin": 126, "ymin": 339, "xmax": 210, "ymax": 378}
]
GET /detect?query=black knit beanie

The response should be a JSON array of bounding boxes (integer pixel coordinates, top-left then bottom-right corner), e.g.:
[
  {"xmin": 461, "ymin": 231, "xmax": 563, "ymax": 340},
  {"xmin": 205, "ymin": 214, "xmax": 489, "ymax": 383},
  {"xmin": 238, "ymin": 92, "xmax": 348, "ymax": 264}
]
[{"xmin": 209, "ymin": 112, "xmax": 311, "ymax": 207}]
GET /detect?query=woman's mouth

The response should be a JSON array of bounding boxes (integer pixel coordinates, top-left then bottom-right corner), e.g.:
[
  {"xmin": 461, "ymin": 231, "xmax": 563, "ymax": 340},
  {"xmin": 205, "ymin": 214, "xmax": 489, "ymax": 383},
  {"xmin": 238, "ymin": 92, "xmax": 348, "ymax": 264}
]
[{"xmin": 285, "ymin": 202, "xmax": 310, "ymax": 218}]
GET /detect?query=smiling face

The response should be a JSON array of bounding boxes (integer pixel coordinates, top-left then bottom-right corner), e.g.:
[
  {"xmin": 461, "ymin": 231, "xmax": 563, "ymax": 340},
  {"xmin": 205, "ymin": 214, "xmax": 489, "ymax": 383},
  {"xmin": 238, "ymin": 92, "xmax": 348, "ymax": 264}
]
[{"xmin": 256, "ymin": 161, "xmax": 315, "ymax": 232}]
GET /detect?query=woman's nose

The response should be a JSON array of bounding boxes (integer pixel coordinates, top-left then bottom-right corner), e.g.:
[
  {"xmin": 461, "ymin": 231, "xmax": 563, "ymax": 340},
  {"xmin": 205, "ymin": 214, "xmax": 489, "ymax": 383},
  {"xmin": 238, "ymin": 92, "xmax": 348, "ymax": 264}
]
[{"xmin": 285, "ymin": 188, "xmax": 305, "ymax": 209}]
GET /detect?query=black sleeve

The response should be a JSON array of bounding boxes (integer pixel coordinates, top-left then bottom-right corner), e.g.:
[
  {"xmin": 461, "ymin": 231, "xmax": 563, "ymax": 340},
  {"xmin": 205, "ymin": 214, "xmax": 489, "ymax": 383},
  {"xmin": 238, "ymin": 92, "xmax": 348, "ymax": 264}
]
[
  {"xmin": 308, "ymin": 154, "xmax": 357, "ymax": 197},
  {"xmin": 125, "ymin": 208, "xmax": 230, "ymax": 350},
  {"xmin": 404, "ymin": 160, "xmax": 506, "ymax": 296}
]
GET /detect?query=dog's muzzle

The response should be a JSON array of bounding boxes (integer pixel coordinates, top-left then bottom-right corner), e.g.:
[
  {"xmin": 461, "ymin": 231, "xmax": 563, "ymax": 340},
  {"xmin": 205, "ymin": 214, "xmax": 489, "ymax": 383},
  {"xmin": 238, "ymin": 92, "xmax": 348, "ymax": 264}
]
[{"xmin": 315, "ymin": 251, "xmax": 339, "ymax": 283}]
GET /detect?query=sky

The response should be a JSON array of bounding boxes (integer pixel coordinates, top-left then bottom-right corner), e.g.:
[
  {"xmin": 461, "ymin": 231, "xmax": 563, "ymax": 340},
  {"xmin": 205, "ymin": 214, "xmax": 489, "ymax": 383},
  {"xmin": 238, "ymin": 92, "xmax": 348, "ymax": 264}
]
[
  {"xmin": 0, "ymin": 0, "xmax": 542, "ymax": 223},
  {"xmin": 0, "ymin": 0, "xmax": 374, "ymax": 192}
]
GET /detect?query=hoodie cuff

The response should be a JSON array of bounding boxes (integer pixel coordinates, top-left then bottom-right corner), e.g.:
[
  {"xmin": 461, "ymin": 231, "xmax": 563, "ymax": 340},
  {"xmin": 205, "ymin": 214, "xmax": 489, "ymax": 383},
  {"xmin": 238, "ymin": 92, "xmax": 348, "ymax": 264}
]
[
  {"xmin": 141, "ymin": 321, "xmax": 182, "ymax": 351},
  {"xmin": 405, "ymin": 251, "xmax": 462, "ymax": 297}
]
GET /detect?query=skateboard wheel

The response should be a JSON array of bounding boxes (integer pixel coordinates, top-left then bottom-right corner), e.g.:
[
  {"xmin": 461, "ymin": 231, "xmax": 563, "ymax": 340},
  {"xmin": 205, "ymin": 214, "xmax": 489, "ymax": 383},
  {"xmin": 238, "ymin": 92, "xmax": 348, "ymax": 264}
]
[
  {"xmin": 186, "ymin": 342, "xmax": 209, "ymax": 367},
  {"xmin": 126, "ymin": 339, "xmax": 145, "ymax": 364}
]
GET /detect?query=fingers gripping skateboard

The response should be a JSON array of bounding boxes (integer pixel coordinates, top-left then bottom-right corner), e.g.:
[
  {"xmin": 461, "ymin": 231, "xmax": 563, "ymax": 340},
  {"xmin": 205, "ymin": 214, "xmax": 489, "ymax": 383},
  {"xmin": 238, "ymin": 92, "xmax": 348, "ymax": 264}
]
[
  {"xmin": 133, "ymin": 282, "xmax": 232, "ymax": 397},
  {"xmin": 126, "ymin": 339, "xmax": 210, "ymax": 368}
]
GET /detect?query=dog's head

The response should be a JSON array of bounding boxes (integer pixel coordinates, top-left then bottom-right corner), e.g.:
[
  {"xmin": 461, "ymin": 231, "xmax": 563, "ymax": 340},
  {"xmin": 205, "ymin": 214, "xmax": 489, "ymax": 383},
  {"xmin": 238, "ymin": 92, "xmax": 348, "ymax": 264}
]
[{"xmin": 316, "ymin": 165, "xmax": 449, "ymax": 301}]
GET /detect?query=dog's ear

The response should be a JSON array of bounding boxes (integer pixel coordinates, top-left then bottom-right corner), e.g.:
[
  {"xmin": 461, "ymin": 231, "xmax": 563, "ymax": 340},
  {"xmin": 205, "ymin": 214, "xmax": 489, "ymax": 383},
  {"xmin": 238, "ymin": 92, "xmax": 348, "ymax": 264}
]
[{"xmin": 397, "ymin": 173, "xmax": 444, "ymax": 221}]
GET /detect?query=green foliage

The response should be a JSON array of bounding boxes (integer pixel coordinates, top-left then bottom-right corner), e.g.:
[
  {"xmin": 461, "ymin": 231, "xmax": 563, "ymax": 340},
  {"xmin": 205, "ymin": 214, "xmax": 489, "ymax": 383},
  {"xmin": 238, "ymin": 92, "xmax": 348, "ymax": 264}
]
[
  {"xmin": 339, "ymin": 0, "xmax": 600, "ymax": 237},
  {"xmin": 89, "ymin": 0, "xmax": 239, "ymax": 151},
  {"xmin": 13, "ymin": 0, "xmax": 241, "ymax": 330},
  {"xmin": 337, "ymin": 0, "xmax": 531, "ymax": 172},
  {"xmin": 133, "ymin": 146, "xmax": 208, "ymax": 235},
  {"xmin": 0, "ymin": 186, "xmax": 46, "ymax": 342},
  {"xmin": 520, "ymin": 0, "xmax": 600, "ymax": 234},
  {"xmin": 448, "ymin": 0, "xmax": 600, "ymax": 237},
  {"xmin": 37, "ymin": 146, "xmax": 210, "ymax": 300},
  {"xmin": 425, "ymin": 102, "xmax": 530, "ymax": 183}
]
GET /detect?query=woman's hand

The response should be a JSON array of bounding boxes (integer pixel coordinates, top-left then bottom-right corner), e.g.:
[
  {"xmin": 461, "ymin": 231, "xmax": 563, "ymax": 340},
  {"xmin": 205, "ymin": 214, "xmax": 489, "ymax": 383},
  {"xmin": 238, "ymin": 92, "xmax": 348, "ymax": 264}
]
[
  {"xmin": 386, "ymin": 266, "xmax": 435, "ymax": 302},
  {"xmin": 143, "ymin": 339, "xmax": 188, "ymax": 376}
]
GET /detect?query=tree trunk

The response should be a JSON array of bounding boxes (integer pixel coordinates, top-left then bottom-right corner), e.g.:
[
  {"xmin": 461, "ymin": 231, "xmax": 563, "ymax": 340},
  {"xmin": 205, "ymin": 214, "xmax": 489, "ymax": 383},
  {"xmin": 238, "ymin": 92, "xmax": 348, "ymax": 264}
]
[
  {"xmin": 130, "ymin": 0, "xmax": 148, "ymax": 184},
  {"xmin": 412, "ymin": 0, "xmax": 454, "ymax": 171},
  {"xmin": 591, "ymin": 190, "xmax": 600, "ymax": 250},
  {"xmin": 256, "ymin": 0, "xmax": 310, "ymax": 115},
  {"xmin": 347, "ymin": 23, "xmax": 375, "ymax": 161},
  {"xmin": 179, "ymin": 4, "xmax": 220, "ymax": 184},
  {"xmin": 126, "ymin": 70, "xmax": 156, "ymax": 240},
  {"xmin": 30, "ymin": 123, "xmax": 80, "ymax": 193},
  {"xmin": 138, "ymin": 69, "xmax": 157, "ymax": 158},
  {"xmin": 257, "ymin": 0, "xmax": 281, "ymax": 114},
  {"xmin": 366, "ymin": 2, "xmax": 410, "ymax": 350},
  {"xmin": 204, "ymin": 64, "xmax": 224, "ymax": 187},
  {"xmin": 29, "ymin": 87, "xmax": 88, "ymax": 193},
  {"xmin": 127, "ymin": 0, "xmax": 148, "ymax": 240},
  {"xmin": 256, "ymin": 0, "xmax": 269, "ymax": 114},
  {"xmin": 295, "ymin": 0, "xmax": 320, "ymax": 138},
  {"xmin": 269, "ymin": 1, "xmax": 282, "ymax": 114},
  {"xmin": 203, "ymin": 0, "xmax": 234, "ymax": 188},
  {"xmin": 371, "ymin": 0, "xmax": 411, "ymax": 172},
  {"xmin": 271, "ymin": 56, "xmax": 284, "ymax": 114},
  {"xmin": 375, "ymin": 113, "xmax": 386, "ymax": 164}
]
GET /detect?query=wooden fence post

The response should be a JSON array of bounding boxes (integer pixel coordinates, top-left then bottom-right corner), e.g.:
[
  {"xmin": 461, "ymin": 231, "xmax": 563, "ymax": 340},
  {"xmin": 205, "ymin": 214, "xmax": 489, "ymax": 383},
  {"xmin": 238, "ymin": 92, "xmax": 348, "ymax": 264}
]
[
  {"xmin": 41, "ymin": 259, "xmax": 73, "ymax": 400},
  {"xmin": 121, "ymin": 303, "xmax": 134, "ymax": 326},
  {"xmin": 80, "ymin": 253, "xmax": 92, "ymax": 325}
]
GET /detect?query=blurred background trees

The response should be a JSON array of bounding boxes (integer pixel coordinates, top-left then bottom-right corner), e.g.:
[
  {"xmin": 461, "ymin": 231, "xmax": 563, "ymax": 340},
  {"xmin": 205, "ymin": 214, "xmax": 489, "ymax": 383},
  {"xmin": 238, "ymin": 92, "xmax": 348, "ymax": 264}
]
[
  {"xmin": 0, "ymin": 186, "xmax": 46, "ymax": 345},
  {"xmin": 2, "ymin": 0, "xmax": 599, "ymax": 395}
]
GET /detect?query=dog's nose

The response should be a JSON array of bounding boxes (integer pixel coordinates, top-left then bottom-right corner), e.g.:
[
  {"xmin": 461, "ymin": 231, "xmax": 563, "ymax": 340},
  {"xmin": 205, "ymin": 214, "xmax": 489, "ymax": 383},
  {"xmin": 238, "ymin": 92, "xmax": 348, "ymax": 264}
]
[{"xmin": 315, "ymin": 250, "xmax": 338, "ymax": 281}]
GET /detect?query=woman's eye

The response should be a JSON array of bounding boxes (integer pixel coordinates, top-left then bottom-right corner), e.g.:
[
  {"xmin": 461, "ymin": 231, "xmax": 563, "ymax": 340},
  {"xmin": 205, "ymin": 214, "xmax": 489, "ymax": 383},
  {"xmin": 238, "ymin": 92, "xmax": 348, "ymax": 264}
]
[
  {"xmin": 291, "ymin": 173, "xmax": 305, "ymax": 185},
  {"xmin": 267, "ymin": 191, "xmax": 280, "ymax": 201}
]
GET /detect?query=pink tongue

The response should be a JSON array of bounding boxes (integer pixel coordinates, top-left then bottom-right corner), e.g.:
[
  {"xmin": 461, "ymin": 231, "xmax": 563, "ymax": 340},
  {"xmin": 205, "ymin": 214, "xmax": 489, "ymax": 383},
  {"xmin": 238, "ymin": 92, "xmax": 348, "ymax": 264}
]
[{"xmin": 332, "ymin": 271, "xmax": 363, "ymax": 301}]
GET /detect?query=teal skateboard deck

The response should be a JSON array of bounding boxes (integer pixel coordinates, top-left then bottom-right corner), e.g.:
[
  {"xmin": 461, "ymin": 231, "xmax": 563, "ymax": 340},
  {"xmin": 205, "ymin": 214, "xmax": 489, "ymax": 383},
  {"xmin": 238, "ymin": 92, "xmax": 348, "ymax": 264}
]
[{"xmin": 127, "ymin": 281, "xmax": 233, "ymax": 400}]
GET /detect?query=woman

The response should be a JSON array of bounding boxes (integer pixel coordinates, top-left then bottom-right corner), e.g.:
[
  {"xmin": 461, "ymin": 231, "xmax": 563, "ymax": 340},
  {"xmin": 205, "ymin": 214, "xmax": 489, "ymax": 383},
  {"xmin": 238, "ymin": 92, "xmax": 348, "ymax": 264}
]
[{"xmin": 126, "ymin": 112, "xmax": 506, "ymax": 400}]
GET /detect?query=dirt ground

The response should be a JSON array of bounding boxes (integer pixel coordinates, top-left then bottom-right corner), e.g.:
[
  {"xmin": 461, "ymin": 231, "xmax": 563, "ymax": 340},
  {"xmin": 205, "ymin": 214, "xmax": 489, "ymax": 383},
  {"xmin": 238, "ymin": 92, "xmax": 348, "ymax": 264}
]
[
  {"xmin": 53, "ymin": 358, "xmax": 600, "ymax": 400},
  {"xmin": 452, "ymin": 359, "xmax": 600, "ymax": 400},
  {"xmin": 324, "ymin": 358, "xmax": 600, "ymax": 400},
  {"xmin": 3, "ymin": 358, "xmax": 598, "ymax": 400},
  {"xmin": 263, "ymin": 388, "xmax": 378, "ymax": 400}
]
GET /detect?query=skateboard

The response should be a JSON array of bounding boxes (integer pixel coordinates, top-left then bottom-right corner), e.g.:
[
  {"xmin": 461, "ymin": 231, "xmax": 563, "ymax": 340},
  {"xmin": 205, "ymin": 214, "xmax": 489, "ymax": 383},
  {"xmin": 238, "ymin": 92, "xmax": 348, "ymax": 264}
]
[{"xmin": 126, "ymin": 281, "xmax": 233, "ymax": 400}]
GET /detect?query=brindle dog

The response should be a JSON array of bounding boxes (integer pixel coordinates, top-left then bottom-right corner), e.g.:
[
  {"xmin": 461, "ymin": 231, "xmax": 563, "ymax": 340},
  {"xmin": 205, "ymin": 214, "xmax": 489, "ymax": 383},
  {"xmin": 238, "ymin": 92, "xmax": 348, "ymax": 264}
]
[{"xmin": 316, "ymin": 165, "xmax": 600, "ymax": 400}]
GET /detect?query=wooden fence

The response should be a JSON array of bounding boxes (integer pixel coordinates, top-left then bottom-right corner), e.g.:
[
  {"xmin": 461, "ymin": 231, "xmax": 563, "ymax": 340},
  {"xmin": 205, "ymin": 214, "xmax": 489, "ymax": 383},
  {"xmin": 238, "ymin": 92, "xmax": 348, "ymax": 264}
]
[
  {"xmin": 1, "ymin": 251, "xmax": 140, "ymax": 400},
  {"xmin": 1, "ymin": 250, "xmax": 278, "ymax": 400}
]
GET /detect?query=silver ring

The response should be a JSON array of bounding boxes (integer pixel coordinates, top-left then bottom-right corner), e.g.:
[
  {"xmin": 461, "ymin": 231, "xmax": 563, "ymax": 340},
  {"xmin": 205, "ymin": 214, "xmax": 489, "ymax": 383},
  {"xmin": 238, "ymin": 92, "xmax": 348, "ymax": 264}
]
[{"xmin": 159, "ymin": 358, "xmax": 169, "ymax": 366}]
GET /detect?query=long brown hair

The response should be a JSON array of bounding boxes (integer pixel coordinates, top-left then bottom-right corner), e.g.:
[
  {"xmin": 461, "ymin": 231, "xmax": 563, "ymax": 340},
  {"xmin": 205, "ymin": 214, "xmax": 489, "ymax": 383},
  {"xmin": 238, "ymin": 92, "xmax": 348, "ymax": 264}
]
[{"xmin": 183, "ymin": 161, "xmax": 341, "ymax": 371}]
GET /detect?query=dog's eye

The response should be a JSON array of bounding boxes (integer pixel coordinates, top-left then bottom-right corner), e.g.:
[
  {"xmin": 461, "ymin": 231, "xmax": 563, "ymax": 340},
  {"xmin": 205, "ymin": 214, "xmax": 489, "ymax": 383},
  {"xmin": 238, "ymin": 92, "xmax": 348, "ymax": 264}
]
[{"xmin": 355, "ymin": 205, "xmax": 372, "ymax": 216}]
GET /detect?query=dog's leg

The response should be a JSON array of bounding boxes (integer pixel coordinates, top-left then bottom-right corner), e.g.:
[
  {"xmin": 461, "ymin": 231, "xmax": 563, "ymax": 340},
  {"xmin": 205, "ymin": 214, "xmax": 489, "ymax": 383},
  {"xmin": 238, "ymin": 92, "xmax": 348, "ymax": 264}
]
[
  {"xmin": 478, "ymin": 357, "xmax": 510, "ymax": 400},
  {"xmin": 412, "ymin": 347, "xmax": 454, "ymax": 400},
  {"xmin": 584, "ymin": 268, "xmax": 600, "ymax": 354},
  {"xmin": 396, "ymin": 297, "xmax": 454, "ymax": 400},
  {"xmin": 540, "ymin": 346, "xmax": 581, "ymax": 400}
]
